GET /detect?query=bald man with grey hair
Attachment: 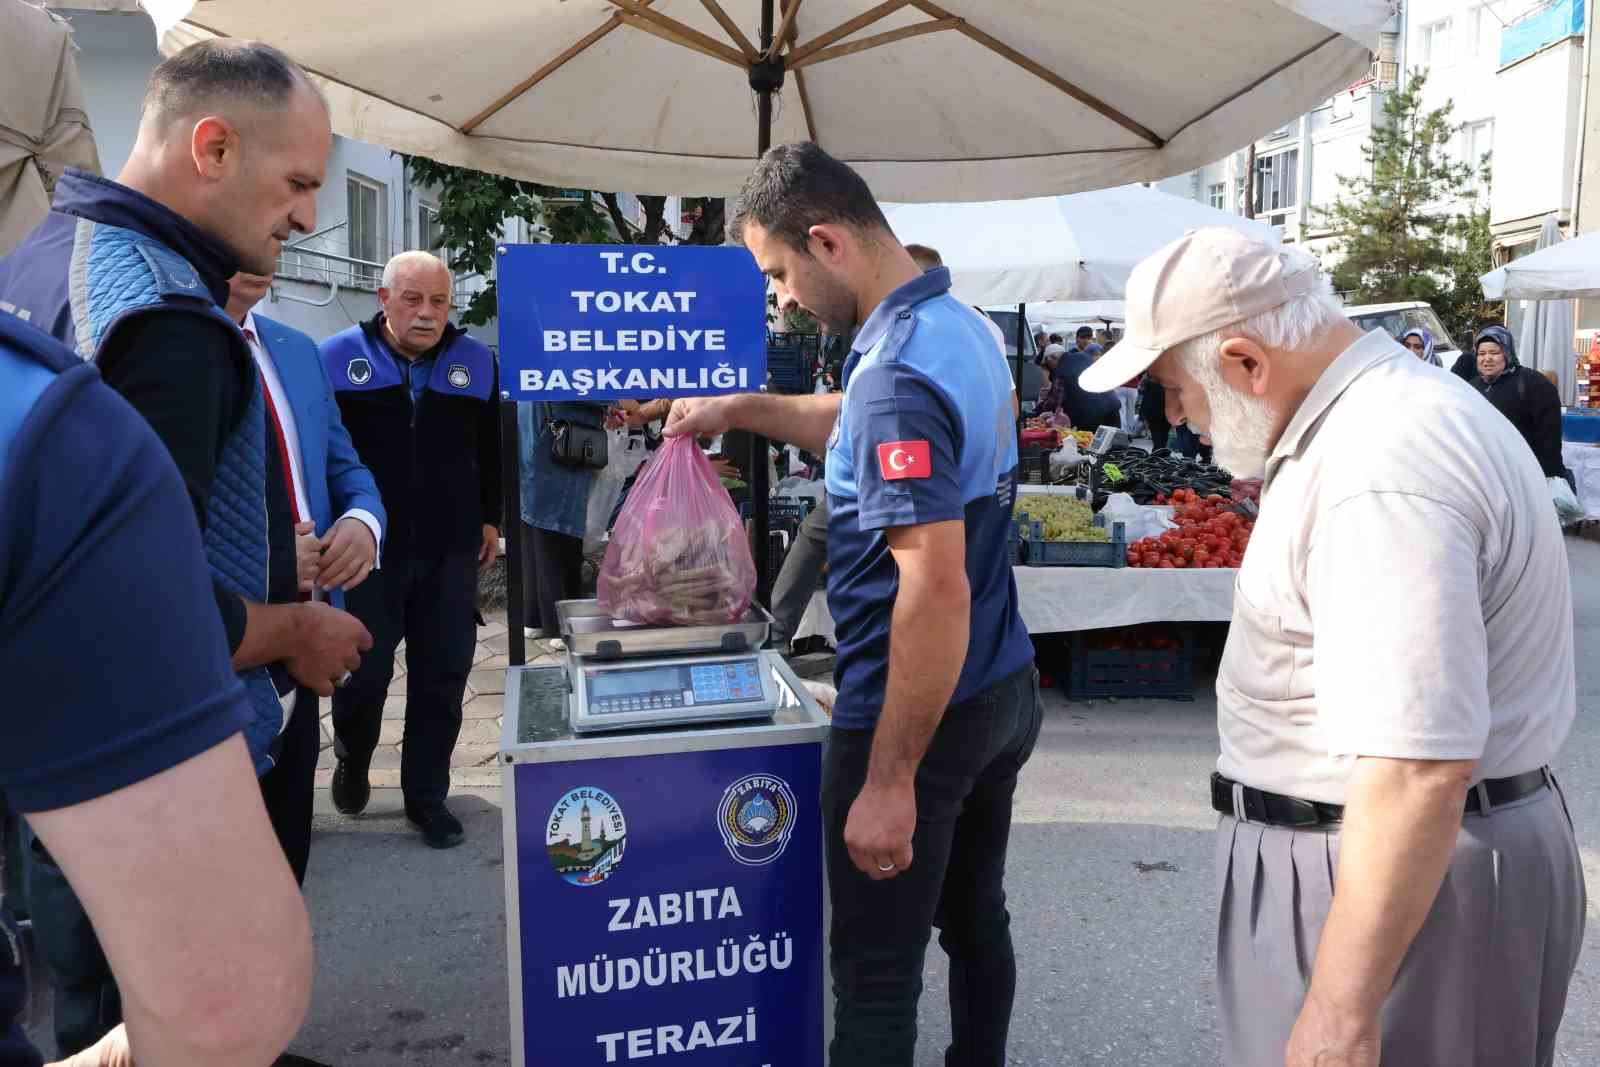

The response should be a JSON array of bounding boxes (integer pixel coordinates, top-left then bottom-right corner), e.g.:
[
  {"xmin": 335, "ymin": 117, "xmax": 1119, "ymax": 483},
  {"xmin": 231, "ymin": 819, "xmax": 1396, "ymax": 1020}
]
[
  {"xmin": 0, "ymin": 38, "xmax": 361, "ymax": 1058},
  {"xmin": 320, "ymin": 250, "xmax": 502, "ymax": 849}
]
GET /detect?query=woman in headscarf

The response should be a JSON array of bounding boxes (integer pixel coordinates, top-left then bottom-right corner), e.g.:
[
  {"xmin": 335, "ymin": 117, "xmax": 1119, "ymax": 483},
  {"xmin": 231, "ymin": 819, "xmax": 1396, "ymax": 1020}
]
[
  {"xmin": 1470, "ymin": 324, "xmax": 1567, "ymax": 481},
  {"xmin": 1399, "ymin": 326, "xmax": 1443, "ymax": 367}
]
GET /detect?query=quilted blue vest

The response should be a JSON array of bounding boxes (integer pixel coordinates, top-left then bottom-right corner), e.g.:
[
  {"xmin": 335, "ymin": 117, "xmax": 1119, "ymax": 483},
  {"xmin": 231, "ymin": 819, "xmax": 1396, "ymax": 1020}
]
[{"xmin": 33, "ymin": 216, "xmax": 281, "ymax": 773}]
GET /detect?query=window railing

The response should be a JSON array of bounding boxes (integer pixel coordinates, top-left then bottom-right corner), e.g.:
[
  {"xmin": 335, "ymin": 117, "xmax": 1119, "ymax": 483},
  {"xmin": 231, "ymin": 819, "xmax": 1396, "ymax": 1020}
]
[{"xmin": 276, "ymin": 232, "xmax": 482, "ymax": 311}]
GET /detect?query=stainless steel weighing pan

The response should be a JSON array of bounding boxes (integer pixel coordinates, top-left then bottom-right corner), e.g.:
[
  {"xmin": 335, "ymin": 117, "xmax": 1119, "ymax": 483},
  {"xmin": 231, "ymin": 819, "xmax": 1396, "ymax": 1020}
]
[{"xmin": 555, "ymin": 599, "xmax": 773, "ymax": 660}]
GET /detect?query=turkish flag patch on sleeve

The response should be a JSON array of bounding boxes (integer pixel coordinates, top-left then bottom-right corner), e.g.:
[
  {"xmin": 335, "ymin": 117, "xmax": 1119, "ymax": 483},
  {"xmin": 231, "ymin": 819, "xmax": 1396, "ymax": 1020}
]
[{"xmin": 876, "ymin": 440, "xmax": 932, "ymax": 481}]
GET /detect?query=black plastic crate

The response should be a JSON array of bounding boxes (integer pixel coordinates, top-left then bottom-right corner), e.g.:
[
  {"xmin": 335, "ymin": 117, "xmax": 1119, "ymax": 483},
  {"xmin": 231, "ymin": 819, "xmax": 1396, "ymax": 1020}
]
[
  {"xmin": 1018, "ymin": 448, "xmax": 1053, "ymax": 485},
  {"xmin": 1063, "ymin": 625, "xmax": 1195, "ymax": 701},
  {"xmin": 766, "ymin": 344, "xmax": 814, "ymax": 395}
]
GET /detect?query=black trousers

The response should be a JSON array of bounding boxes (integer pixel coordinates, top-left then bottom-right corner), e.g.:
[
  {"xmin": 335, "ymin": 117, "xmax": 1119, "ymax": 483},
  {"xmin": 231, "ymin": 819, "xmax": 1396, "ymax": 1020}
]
[
  {"xmin": 1147, "ymin": 419, "xmax": 1171, "ymax": 453},
  {"xmin": 332, "ymin": 553, "xmax": 477, "ymax": 811},
  {"xmin": 521, "ymin": 523, "xmax": 584, "ymax": 636},
  {"xmin": 822, "ymin": 666, "xmax": 1043, "ymax": 1067},
  {"xmin": 259, "ymin": 688, "xmax": 320, "ymax": 885}
]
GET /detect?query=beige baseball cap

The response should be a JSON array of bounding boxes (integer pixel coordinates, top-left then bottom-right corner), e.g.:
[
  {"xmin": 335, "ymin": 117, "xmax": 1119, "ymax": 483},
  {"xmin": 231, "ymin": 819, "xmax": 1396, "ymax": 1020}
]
[{"xmin": 1078, "ymin": 227, "xmax": 1318, "ymax": 393}]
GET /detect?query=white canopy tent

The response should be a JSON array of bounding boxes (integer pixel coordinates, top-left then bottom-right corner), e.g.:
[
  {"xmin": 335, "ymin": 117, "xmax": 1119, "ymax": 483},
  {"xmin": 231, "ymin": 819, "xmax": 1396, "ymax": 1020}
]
[
  {"xmin": 1482, "ymin": 226, "xmax": 1600, "ymax": 301},
  {"xmin": 882, "ymin": 186, "xmax": 1283, "ymax": 306},
  {"xmin": 142, "ymin": 0, "xmax": 1387, "ymax": 201},
  {"xmin": 1503, "ymin": 216, "xmax": 1579, "ymax": 404}
]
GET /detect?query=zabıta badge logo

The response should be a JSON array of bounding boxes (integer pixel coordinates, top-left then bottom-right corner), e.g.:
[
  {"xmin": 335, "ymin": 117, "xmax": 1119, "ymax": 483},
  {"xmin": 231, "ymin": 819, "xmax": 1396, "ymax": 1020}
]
[
  {"xmin": 717, "ymin": 774, "xmax": 797, "ymax": 866},
  {"xmin": 546, "ymin": 787, "xmax": 627, "ymax": 886}
]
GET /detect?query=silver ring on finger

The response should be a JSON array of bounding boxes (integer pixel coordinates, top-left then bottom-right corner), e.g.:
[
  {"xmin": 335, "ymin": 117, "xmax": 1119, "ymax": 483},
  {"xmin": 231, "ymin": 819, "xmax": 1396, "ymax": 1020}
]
[
  {"xmin": 334, "ymin": 670, "xmax": 353, "ymax": 688},
  {"xmin": 876, "ymin": 861, "xmax": 896, "ymax": 872}
]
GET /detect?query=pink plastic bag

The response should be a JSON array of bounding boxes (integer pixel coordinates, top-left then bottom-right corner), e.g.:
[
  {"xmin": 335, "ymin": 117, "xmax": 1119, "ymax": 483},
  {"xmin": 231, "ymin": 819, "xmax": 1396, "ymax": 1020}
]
[{"xmin": 597, "ymin": 434, "xmax": 757, "ymax": 626}]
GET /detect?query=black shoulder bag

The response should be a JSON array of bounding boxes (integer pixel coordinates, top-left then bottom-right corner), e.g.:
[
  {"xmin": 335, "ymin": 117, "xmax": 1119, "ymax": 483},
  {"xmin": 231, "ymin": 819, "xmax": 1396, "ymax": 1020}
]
[{"xmin": 548, "ymin": 412, "xmax": 609, "ymax": 470}]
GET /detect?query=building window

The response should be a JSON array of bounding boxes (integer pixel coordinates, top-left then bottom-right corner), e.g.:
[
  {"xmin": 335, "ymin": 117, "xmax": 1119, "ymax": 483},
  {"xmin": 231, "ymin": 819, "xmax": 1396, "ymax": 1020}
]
[
  {"xmin": 1420, "ymin": 18, "xmax": 1453, "ymax": 67},
  {"xmin": 1207, "ymin": 182, "xmax": 1226, "ymax": 210},
  {"xmin": 1465, "ymin": 6, "xmax": 1500, "ymax": 61},
  {"xmin": 1253, "ymin": 149, "xmax": 1299, "ymax": 215},
  {"xmin": 417, "ymin": 203, "xmax": 442, "ymax": 253},
  {"xmin": 346, "ymin": 173, "xmax": 388, "ymax": 287},
  {"xmin": 1460, "ymin": 119, "xmax": 1494, "ymax": 189}
]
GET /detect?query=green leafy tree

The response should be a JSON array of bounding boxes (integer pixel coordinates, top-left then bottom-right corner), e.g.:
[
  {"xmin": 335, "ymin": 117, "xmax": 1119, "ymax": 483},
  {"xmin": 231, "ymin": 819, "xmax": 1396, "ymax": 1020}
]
[
  {"xmin": 1317, "ymin": 70, "xmax": 1486, "ymax": 318},
  {"xmin": 403, "ymin": 154, "xmax": 728, "ymax": 325},
  {"xmin": 403, "ymin": 155, "xmax": 609, "ymax": 325}
]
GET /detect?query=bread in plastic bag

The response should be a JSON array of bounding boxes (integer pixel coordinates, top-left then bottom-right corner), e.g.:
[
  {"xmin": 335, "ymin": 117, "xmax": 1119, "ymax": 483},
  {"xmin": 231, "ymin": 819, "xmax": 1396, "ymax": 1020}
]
[{"xmin": 597, "ymin": 434, "xmax": 757, "ymax": 626}]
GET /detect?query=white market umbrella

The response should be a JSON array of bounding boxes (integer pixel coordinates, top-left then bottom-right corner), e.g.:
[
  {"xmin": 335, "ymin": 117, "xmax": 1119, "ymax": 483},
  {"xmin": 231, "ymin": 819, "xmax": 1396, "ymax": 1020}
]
[
  {"xmin": 883, "ymin": 185, "xmax": 1283, "ymax": 306},
  {"xmin": 1482, "ymin": 225, "xmax": 1600, "ymax": 301},
  {"xmin": 1503, "ymin": 216, "xmax": 1578, "ymax": 404},
  {"xmin": 142, "ymin": 0, "xmax": 1388, "ymax": 202},
  {"xmin": 137, "ymin": 0, "xmax": 1386, "ymax": 631}
]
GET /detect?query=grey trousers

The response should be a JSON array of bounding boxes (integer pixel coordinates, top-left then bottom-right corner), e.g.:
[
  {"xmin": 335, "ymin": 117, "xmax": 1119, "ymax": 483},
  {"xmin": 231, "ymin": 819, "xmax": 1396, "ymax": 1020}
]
[
  {"xmin": 1217, "ymin": 781, "xmax": 1586, "ymax": 1066},
  {"xmin": 769, "ymin": 497, "xmax": 829, "ymax": 649}
]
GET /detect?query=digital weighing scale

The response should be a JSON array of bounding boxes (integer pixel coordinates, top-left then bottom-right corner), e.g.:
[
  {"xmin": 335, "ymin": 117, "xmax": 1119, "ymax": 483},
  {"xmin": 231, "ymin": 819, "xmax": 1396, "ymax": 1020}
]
[{"xmin": 556, "ymin": 599, "xmax": 784, "ymax": 733}]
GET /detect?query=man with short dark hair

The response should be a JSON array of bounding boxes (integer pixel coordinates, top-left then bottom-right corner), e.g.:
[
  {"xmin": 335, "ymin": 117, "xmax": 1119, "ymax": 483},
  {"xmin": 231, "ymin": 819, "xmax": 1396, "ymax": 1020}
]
[
  {"xmin": 1068, "ymin": 324, "xmax": 1104, "ymax": 358},
  {"xmin": 668, "ymin": 142, "xmax": 1040, "ymax": 1067},
  {"xmin": 904, "ymin": 243, "xmax": 941, "ymax": 270},
  {"xmin": 321, "ymin": 251, "xmax": 501, "ymax": 850},
  {"xmin": 0, "ymin": 39, "xmax": 369, "ymax": 1052}
]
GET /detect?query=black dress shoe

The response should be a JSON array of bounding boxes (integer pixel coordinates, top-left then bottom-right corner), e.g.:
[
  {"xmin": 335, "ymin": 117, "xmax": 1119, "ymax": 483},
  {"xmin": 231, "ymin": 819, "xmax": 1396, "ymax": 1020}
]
[
  {"xmin": 406, "ymin": 805, "xmax": 465, "ymax": 849},
  {"xmin": 331, "ymin": 758, "xmax": 370, "ymax": 815}
]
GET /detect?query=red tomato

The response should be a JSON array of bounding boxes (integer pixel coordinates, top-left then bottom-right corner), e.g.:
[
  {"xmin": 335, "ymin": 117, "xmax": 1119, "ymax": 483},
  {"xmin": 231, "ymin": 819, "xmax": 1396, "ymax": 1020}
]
[{"xmin": 1160, "ymin": 559, "xmax": 1176, "ymax": 568}]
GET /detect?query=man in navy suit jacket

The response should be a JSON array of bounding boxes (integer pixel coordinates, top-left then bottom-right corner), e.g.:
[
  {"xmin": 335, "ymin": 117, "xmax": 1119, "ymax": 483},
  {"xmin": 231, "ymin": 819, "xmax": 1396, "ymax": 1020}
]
[{"xmin": 227, "ymin": 271, "xmax": 386, "ymax": 885}]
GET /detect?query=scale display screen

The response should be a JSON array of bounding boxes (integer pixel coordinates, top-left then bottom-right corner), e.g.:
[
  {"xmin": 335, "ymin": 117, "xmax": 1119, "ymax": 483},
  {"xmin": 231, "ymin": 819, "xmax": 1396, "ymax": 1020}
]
[{"xmin": 582, "ymin": 657, "xmax": 766, "ymax": 717}]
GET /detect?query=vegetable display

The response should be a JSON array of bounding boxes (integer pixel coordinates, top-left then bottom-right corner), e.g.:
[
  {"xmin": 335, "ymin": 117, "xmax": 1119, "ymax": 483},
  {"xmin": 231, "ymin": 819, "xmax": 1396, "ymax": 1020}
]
[{"xmin": 1125, "ymin": 489, "xmax": 1254, "ymax": 569}]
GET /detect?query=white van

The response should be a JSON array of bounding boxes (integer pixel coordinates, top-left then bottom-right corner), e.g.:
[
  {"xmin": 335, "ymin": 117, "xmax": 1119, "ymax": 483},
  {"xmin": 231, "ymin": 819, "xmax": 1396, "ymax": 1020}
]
[{"xmin": 1343, "ymin": 301, "xmax": 1462, "ymax": 365}]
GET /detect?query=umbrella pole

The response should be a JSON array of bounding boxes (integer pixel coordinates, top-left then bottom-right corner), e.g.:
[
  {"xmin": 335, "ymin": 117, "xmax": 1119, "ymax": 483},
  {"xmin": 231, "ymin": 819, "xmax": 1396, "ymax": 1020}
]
[
  {"xmin": 500, "ymin": 399, "xmax": 526, "ymax": 666},
  {"xmin": 1015, "ymin": 301, "xmax": 1026, "ymax": 448},
  {"xmin": 749, "ymin": 0, "xmax": 776, "ymax": 609}
]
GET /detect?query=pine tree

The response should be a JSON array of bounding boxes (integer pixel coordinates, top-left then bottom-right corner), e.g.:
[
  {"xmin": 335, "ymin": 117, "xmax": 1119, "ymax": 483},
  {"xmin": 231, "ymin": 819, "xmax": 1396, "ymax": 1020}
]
[{"xmin": 1317, "ymin": 70, "xmax": 1478, "ymax": 306}]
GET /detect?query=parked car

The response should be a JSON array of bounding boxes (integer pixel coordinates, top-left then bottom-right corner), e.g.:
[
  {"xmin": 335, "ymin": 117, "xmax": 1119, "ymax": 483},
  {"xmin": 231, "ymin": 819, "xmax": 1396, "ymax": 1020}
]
[{"xmin": 1343, "ymin": 301, "xmax": 1462, "ymax": 362}]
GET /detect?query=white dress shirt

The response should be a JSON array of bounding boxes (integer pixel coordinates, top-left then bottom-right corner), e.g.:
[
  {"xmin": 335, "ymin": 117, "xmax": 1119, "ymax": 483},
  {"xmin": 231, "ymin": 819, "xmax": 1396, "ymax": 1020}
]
[{"xmin": 243, "ymin": 311, "xmax": 383, "ymax": 581}]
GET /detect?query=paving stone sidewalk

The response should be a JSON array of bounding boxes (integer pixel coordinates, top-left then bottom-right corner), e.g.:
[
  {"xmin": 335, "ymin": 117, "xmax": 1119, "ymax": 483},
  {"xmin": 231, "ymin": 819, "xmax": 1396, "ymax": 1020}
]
[{"xmin": 311, "ymin": 610, "xmax": 562, "ymax": 791}]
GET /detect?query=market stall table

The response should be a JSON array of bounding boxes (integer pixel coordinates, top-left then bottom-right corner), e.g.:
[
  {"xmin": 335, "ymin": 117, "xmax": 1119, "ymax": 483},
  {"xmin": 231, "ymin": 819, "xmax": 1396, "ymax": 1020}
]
[
  {"xmin": 793, "ymin": 564, "xmax": 1237, "ymax": 644},
  {"xmin": 1563, "ymin": 441, "xmax": 1600, "ymax": 520}
]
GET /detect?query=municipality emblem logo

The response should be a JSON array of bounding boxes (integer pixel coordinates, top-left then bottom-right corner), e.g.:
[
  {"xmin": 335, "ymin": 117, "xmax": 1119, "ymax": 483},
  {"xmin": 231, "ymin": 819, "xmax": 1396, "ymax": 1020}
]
[
  {"xmin": 447, "ymin": 363, "xmax": 471, "ymax": 389},
  {"xmin": 717, "ymin": 774, "xmax": 797, "ymax": 866},
  {"xmin": 347, "ymin": 357, "xmax": 372, "ymax": 385},
  {"xmin": 546, "ymin": 787, "xmax": 627, "ymax": 886}
]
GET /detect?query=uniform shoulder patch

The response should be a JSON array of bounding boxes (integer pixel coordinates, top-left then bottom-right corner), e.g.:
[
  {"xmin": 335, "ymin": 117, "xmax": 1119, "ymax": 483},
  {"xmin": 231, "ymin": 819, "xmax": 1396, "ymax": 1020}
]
[{"xmin": 877, "ymin": 440, "xmax": 931, "ymax": 481}]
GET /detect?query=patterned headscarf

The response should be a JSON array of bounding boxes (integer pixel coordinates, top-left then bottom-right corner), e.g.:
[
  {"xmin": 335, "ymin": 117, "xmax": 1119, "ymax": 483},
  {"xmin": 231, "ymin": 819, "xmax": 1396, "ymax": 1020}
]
[
  {"xmin": 1472, "ymin": 325, "xmax": 1520, "ymax": 381},
  {"xmin": 1399, "ymin": 327, "xmax": 1442, "ymax": 367}
]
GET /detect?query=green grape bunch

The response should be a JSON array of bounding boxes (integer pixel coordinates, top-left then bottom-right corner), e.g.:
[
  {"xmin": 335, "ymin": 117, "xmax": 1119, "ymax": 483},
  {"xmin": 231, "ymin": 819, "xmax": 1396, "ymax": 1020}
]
[{"xmin": 1014, "ymin": 494, "xmax": 1109, "ymax": 542}]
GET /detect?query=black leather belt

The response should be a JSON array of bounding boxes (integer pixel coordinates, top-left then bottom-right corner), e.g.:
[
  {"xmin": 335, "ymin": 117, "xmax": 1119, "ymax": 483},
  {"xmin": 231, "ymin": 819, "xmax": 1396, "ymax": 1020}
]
[{"xmin": 1210, "ymin": 768, "xmax": 1551, "ymax": 829}]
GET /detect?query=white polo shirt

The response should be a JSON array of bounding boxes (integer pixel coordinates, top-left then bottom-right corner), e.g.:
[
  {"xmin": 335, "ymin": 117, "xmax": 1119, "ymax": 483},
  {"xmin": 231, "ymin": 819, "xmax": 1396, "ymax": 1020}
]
[{"xmin": 1217, "ymin": 329, "xmax": 1575, "ymax": 804}]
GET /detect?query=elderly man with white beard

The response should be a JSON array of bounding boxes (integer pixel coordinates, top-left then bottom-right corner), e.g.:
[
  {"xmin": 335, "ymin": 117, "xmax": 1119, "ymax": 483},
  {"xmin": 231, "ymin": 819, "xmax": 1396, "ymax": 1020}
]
[{"xmin": 1080, "ymin": 229, "xmax": 1585, "ymax": 1067}]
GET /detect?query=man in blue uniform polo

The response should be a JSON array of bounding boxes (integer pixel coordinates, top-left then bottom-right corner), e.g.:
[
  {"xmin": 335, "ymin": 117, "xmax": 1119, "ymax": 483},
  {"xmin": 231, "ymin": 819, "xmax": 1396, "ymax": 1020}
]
[{"xmin": 668, "ymin": 142, "xmax": 1042, "ymax": 1067}]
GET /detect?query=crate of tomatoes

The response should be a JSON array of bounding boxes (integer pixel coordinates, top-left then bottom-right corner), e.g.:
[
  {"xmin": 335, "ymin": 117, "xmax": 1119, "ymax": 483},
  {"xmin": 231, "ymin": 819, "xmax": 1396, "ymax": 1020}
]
[
  {"xmin": 1063, "ymin": 624, "xmax": 1195, "ymax": 701},
  {"xmin": 1125, "ymin": 488, "xmax": 1253, "ymax": 569}
]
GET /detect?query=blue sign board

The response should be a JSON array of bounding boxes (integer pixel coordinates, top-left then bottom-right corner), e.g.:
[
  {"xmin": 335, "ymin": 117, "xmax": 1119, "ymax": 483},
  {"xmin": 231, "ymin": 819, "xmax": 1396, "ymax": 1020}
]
[
  {"xmin": 513, "ymin": 742, "xmax": 824, "ymax": 1066},
  {"xmin": 497, "ymin": 244, "xmax": 768, "ymax": 401}
]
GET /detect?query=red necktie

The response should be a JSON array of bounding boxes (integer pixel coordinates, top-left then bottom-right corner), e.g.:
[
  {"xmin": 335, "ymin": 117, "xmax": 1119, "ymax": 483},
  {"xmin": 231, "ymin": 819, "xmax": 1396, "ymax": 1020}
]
[
  {"xmin": 247, "ymin": 327, "xmax": 305, "ymax": 526},
  {"xmin": 248, "ymin": 327, "xmax": 313, "ymax": 602}
]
